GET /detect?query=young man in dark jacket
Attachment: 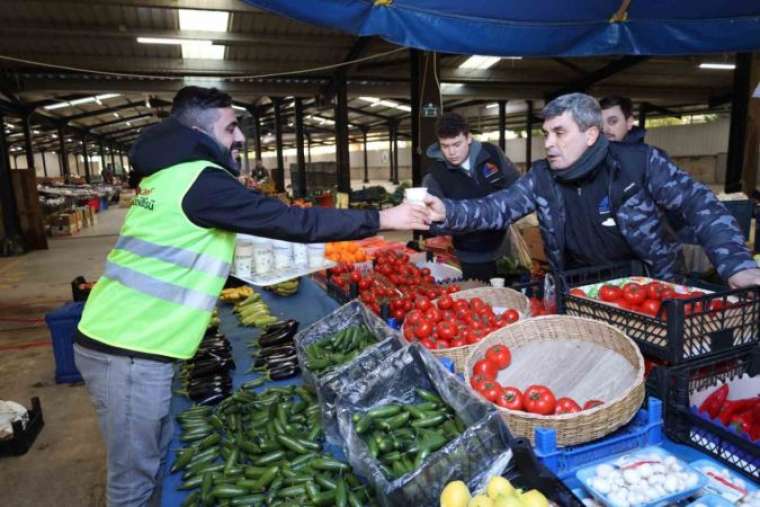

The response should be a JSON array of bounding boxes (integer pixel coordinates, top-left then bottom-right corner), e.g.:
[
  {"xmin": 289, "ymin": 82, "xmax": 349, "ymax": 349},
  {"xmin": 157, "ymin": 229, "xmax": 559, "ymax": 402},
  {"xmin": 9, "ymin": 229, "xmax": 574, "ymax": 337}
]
[
  {"xmin": 600, "ymin": 95, "xmax": 646, "ymax": 144},
  {"xmin": 422, "ymin": 93, "xmax": 760, "ymax": 288},
  {"xmin": 73, "ymin": 86, "xmax": 428, "ymax": 507},
  {"xmin": 422, "ymin": 112, "xmax": 520, "ymax": 281}
]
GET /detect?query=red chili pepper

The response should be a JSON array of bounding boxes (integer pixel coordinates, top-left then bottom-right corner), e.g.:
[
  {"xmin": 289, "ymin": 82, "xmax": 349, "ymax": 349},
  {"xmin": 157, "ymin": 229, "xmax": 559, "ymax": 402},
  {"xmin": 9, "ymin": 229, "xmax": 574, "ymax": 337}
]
[
  {"xmin": 698, "ymin": 384, "xmax": 729, "ymax": 419},
  {"xmin": 718, "ymin": 397, "xmax": 760, "ymax": 426}
]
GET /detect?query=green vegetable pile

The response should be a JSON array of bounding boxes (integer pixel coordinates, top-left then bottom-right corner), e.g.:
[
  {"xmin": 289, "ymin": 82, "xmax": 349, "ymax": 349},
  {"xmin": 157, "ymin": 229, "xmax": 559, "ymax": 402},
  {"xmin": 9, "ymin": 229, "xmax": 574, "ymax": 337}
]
[
  {"xmin": 352, "ymin": 388, "xmax": 466, "ymax": 481},
  {"xmin": 172, "ymin": 384, "xmax": 376, "ymax": 507}
]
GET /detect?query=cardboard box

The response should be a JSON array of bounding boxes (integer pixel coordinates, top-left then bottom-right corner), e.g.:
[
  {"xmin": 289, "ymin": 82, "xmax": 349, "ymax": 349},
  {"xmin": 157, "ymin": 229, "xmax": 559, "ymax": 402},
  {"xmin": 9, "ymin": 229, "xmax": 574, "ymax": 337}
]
[{"xmin": 519, "ymin": 225, "xmax": 546, "ymax": 262}]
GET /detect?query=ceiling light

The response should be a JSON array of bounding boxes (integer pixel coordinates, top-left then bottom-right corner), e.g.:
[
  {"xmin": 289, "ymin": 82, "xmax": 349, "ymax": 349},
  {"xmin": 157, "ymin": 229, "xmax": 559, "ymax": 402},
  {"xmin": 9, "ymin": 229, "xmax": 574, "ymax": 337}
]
[
  {"xmin": 232, "ymin": 105, "xmax": 247, "ymax": 112},
  {"xmin": 33, "ymin": 130, "xmax": 40, "ymax": 134},
  {"xmin": 179, "ymin": 9, "xmax": 229, "ymax": 32},
  {"xmin": 182, "ymin": 43, "xmax": 225, "ymax": 60},
  {"xmin": 126, "ymin": 122, "xmax": 132, "ymax": 126},
  {"xmin": 44, "ymin": 93, "xmax": 121, "ymax": 111},
  {"xmin": 699, "ymin": 63, "xmax": 735, "ymax": 70},
  {"xmin": 358, "ymin": 97, "xmax": 379, "ymax": 104},
  {"xmin": 486, "ymin": 103, "xmax": 499, "ymax": 109},
  {"xmin": 113, "ymin": 112, "xmax": 120, "ymax": 118},
  {"xmin": 459, "ymin": 55, "xmax": 501, "ymax": 70},
  {"xmin": 137, "ymin": 37, "xmax": 212, "ymax": 45}
]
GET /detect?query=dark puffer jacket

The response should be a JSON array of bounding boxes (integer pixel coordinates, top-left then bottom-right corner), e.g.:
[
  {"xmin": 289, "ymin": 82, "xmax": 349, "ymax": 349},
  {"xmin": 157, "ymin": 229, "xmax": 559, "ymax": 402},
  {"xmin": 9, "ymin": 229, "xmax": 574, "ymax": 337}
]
[{"xmin": 433, "ymin": 142, "xmax": 755, "ymax": 281}]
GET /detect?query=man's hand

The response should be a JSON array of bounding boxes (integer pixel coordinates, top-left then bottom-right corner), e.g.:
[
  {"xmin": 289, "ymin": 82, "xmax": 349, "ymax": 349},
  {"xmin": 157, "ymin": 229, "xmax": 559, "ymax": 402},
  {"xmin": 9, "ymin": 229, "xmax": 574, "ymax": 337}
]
[
  {"xmin": 728, "ymin": 268, "xmax": 760, "ymax": 289},
  {"xmin": 379, "ymin": 202, "xmax": 430, "ymax": 230},
  {"xmin": 423, "ymin": 194, "xmax": 446, "ymax": 222}
]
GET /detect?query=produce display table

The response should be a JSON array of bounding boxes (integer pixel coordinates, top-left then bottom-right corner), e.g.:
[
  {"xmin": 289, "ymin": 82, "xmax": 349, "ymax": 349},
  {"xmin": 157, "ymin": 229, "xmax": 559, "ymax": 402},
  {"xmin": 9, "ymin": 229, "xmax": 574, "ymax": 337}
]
[{"xmin": 160, "ymin": 275, "xmax": 758, "ymax": 506}]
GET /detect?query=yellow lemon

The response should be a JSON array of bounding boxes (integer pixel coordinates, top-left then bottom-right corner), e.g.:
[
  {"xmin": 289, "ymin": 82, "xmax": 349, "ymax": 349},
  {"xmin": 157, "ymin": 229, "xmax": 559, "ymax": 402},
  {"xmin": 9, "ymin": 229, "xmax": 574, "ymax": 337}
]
[
  {"xmin": 519, "ymin": 489, "xmax": 549, "ymax": 507},
  {"xmin": 486, "ymin": 476, "xmax": 516, "ymax": 499},
  {"xmin": 468, "ymin": 494, "xmax": 495, "ymax": 507},
  {"xmin": 441, "ymin": 481, "xmax": 471, "ymax": 507},
  {"xmin": 493, "ymin": 495, "xmax": 524, "ymax": 507}
]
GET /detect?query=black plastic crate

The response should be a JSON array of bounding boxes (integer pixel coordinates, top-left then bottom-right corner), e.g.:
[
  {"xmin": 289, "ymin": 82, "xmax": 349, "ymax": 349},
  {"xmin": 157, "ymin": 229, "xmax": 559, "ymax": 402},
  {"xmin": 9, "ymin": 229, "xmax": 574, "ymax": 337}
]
[
  {"xmin": 557, "ymin": 263, "xmax": 760, "ymax": 363},
  {"xmin": 649, "ymin": 345, "xmax": 760, "ymax": 481},
  {"xmin": 507, "ymin": 438, "xmax": 584, "ymax": 506},
  {"xmin": 0, "ymin": 397, "xmax": 44, "ymax": 457}
]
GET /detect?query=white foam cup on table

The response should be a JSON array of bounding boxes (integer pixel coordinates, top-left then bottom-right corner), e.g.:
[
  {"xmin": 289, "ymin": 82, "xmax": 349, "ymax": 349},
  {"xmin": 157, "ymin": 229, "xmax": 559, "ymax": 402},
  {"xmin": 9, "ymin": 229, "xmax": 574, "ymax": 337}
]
[
  {"xmin": 233, "ymin": 241, "xmax": 253, "ymax": 278},
  {"xmin": 404, "ymin": 187, "xmax": 429, "ymax": 205},
  {"xmin": 293, "ymin": 243, "xmax": 308, "ymax": 266},
  {"xmin": 307, "ymin": 243, "xmax": 326, "ymax": 267},
  {"xmin": 272, "ymin": 240, "xmax": 293, "ymax": 270},
  {"xmin": 252, "ymin": 238, "xmax": 273, "ymax": 274},
  {"xmin": 489, "ymin": 277, "xmax": 505, "ymax": 288}
]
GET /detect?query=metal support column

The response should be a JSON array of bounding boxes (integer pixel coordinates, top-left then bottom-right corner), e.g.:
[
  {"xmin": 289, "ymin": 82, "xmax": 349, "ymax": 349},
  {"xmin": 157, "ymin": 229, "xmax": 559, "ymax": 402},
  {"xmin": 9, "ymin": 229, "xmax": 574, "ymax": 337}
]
[
  {"xmin": 388, "ymin": 123, "xmax": 395, "ymax": 182},
  {"xmin": 272, "ymin": 97, "xmax": 285, "ymax": 193},
  {"xmin": 40, "ymin": 150, "xmax": 48, "ymax": 178},
  {"xmin": 392, "ymin": 122, "xmax": 400, "ymax": 184},
  {"xmin": 252, "ymin": 107, "xmax": 263, "ymax": 161},
  {"xmin": 82, "ymin": 138, "xmax": 91, "ymax": 183},
  {"xmin": 525, "ymin": 100, "xmax": 534, "ymax": 168},
  {"xmin": 726, "ymin": 53, "xmax": 754, "ymax": 193},
  {"xmin": 411, "ymin": 50, "xmax": 442, "ymax": 186},
  {"xmin": 410, "ymin": 48, "xmax": 422, "ymax": 187},
  {"xmin": 294, "ymin": 97, "xmax": 307, "ymax": 198},
  {"xmin": 0, "ymin": 112, "xmax": 24, "ymax": 254},
  {"xmin": 22, "ymin": 115, "xmax": 35, "ymax": 172},
  {"xmin": 110, "ymin": 146, "xmax": 116, "ymax": 174},
  {"xmin": 362, "ymin": 127, "xmax": 369, "ymax": 183},
  {"xmin": 334, "ymin": 71, "xmax": 351, "ymax": 194},
  {"xmin": 638, "ymin": 103, "xmax": 648, "ymax": 129},
  {"xmin": 498, "ymin": 100, "xmax": 507, "ymax": 152},
  {"xmin": 57, "ymin": 126, "xmax": 69, "ymax": 179},
  {"xmin": 99, "ymin": 142, "xmax": 106, "ymax": 176}
]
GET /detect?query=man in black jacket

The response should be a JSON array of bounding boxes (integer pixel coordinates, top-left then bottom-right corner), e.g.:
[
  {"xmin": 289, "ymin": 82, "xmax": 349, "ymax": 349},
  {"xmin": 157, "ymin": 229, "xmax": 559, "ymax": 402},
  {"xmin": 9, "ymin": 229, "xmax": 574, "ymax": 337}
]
[
  {"xmin": 73, "ymin": 86, "xmax": 428, "ymax": 507},
  {"xmin": 423, "ymin": 112, "xmax": 520, "ymax": 281},
  {"xmin": 600, "ymin": 95, "xmax": 646, "ymax": 144}
]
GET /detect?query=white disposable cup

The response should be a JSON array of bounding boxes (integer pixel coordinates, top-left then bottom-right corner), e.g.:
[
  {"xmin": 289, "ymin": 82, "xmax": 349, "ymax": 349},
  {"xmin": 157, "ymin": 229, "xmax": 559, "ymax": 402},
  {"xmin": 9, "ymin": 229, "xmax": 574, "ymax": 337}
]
[
  {"xmin": 293, "ymin": 243, "xmax": 308, "ymax": 266},
  {"xmin": 272, "ymin": 240, "xmax": 292, "ymax": 270},
  {"xmin": 307, "ymin": 243, "xmax": 325, "ymax": 268},
  {"xmin": 489, "ymin": 277, "xmax": 505, "ymax": 288},
  {"xmin": 252, "ymin": 239, "xmax": 273, "ymax": 274},
  {"xmin": 234, "ymin": 241, "xmax": 253, "ymax": 278},
  {"xmin": 404, "ymin": 187, "xmax": 428, "ymax": 205}
]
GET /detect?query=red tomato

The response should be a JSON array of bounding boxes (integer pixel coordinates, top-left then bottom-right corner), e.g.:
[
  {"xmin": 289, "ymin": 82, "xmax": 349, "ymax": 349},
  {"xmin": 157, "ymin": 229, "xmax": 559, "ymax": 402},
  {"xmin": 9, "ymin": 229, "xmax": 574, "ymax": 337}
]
[
  {"xmin": 470, "ymin": 374, "xmax": 489, "ymax": 392},
  {"xmin": 414, "ymin": 321, "xmax": 433, "ymax": 340},
  {"xmin": 349, "ymin": 271, "xmax": 362, "ymax": 283},
  {"xmin": 503, "ymin": 309, "xmax": 520, "ymax": 324},
  {"xmin": 420, "ymin": 267, "xmax": 431, "ymax": 276},
  {"xmin": 622, "ymin": 283, "xmax": 647, "ymax": 305},
  {"xmin": 641, "ymin": 299, "xmax": 661, "ymax": 317},
  {"xmin": 479, "ymin": 381, "xmax": 503, "ymax": 403},
  {"xmin": 523, "ymin": 385, "xmax": 557, "ymax": 415},
  {"xmin": 405, "ymin": 310, "xmax": 422, "ymax": 326},
  {"xmin": 569, "ymin": 288, "xmax": 587, "ymax": 297},
  {"xmin": 583, "ymin": 399, "xmax": 604, "ymax": 410},
  {"xmin": 462, "ymin": 329, "xmax": 479, "ymax": 345},
  {"xmin": 437, "ymin": 296, "xmax": 454, "ymax": 310},
  {"xmin": 495, "ymin": 387, "xmax": 523, "ymax": 410},
  {"xmin": 470, "ymin": 297, "xmax": 485, "ymax": 309},
  {"xmin": 645, "ymin": 281, "xmax": 665, "ymax": 301},
  {"xmin": 450, "ymin": 338, "xmax": 467, "ymax": 348},
  {"xmin": 437, "ymin": 321, "xmax": 458, "ymax": 341},
  {"xmin": 617, "ymin": 299, "xmax": 640, "ymax": 311},
  {"xmin": 331, "ymin": 275, "xmax": 346, "ymax": 288},
  {"xmin": 403, "ymin": 326, "xmax": 415, "ymax": 341},
  {"xmin": 419, "ymin": 338, "xmax": 435, "ymax": 349},
  {"xmin": 358, "ymin": 278, "xmax": 372, "ymax": 290},
  {"xmin": 424, "ymin": 307, "xmax": 442, "ymax": 323},
  {"xmin": 555, "ymin": 397, "xmax": 582, "ymax": 414},
  {"xmin": 453, "ymin": 299, "xmax": 470, "ymax": 311},
  {"xmin": 391, "ymin": 308, "xmax": 406, "ymax": 321},
  {"xmin": 447, "ymin": 285, "xmax": 460, "ymax": 293},
  {"xmin": 485, "ymin": 345, "xmax": 511, "ymax": 369},
  {"xmin": 435, "ymin": 340, "xmax": 450, "ymax": 349},
  {"xmin": 472, "ymin": 359, "xmax": 498, "ymax": 380},
  {"xmin": 708, "ymin": 300, "xmax": 727, "ymax": 312},
  {"xmin": 415, "ymin": 297, "xmax": 432, "ymax": 312},
  {"xmin": 660, "ymin": 288, "xmax": 676, "ymax": 301},
  {"xmin": 426, "ymin": 289, "xmax": 439, "ymax": 300},
  {"xmin": 599, "ymin": 285, "xmax": 622, "ymax": 302}
]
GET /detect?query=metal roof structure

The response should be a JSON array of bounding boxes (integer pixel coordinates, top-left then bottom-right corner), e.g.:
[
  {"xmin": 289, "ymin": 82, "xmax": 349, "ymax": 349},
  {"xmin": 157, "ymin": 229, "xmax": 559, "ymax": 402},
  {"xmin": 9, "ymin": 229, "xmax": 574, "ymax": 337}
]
[{"xmin": 0, "ymin": 0, "xmax": 741, "ymax": 156}]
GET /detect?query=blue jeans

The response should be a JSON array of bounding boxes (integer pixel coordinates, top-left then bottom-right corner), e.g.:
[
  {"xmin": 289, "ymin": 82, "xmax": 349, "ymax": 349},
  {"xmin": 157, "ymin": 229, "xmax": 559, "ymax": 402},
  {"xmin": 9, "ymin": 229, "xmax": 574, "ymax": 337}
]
[{"xmin": 74, "ymin": 344, "xmax": 175, "ymax": 507}]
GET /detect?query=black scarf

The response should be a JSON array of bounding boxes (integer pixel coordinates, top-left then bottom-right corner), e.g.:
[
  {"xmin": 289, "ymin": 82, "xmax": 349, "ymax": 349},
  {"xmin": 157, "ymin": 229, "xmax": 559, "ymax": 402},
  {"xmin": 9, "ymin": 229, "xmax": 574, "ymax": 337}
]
[{"xmin": 552, "ymin": 135, "xmax": 609, "ymax": 183}]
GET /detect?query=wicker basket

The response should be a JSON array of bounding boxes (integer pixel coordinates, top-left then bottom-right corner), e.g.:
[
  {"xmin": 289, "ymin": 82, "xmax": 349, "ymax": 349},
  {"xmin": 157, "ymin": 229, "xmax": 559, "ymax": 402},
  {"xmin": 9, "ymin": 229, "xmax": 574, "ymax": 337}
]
[
  {"xmin": 402, "ymin": 287, "xmax": 530, "ymax": 372},
  {"xmin": 464, "ymin": 315, "xmax": 645, "ymax": 446}
]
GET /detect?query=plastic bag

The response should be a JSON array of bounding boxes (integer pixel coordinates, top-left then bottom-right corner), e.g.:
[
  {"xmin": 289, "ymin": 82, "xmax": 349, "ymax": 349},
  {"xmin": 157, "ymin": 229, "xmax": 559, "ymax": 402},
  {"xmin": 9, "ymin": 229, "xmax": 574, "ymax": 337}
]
[
  {"xmin": 294, "ymin": 300, "xmax": 404, "ymax": 443},
  {"xmin": 335, "ymin": 343, "xmax": 514, "ymax": 507}
]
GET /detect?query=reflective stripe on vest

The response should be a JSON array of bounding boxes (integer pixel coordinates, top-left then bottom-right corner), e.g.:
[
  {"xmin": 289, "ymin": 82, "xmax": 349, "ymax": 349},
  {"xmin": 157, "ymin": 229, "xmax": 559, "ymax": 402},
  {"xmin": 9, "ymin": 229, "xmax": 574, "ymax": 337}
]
[
  {"xmin": 103, "ymin": 261, "xmax": 217, "ymax": 312},
  {"xmin": 114, "ymin": 235, "xmax": 230, "ymax": 278}
]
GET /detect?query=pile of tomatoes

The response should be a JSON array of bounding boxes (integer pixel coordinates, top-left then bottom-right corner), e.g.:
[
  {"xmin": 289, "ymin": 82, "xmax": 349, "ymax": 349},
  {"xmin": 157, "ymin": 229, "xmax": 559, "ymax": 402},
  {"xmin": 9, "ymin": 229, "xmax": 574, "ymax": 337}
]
[
  {"xmin": 470, "ymin": 344, "xmax": 604, "ymax": 414},
  {"xmin": 328, "ymin": 251, "xmax": 460, "ymax": 319},
  {"xmin": 570, "ymin": 280, "xmax": 723, "ymax": 318},
  {"xmin": 403, "ymin": 297, "xmax": 520, "ymax": 350}
]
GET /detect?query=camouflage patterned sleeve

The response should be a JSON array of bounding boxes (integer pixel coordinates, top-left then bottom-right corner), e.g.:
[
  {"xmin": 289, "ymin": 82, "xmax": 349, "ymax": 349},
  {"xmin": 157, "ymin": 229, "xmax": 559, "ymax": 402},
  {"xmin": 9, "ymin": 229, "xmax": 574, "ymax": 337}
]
[
  {"xmin": 431, "ymin": 172, "xmax": 538, "ymax": 234},
  {"xmin": 644, "ymin": 147, "xmax": 756, "ymax": 280}
]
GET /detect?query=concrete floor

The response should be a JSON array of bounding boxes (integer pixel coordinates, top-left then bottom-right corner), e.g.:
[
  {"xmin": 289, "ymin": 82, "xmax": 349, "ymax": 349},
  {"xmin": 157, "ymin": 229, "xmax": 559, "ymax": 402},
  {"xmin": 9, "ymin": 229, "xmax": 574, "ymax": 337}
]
[{"xmin": 0, "ymin": 193, "xmax": 412, "ymax": 507}]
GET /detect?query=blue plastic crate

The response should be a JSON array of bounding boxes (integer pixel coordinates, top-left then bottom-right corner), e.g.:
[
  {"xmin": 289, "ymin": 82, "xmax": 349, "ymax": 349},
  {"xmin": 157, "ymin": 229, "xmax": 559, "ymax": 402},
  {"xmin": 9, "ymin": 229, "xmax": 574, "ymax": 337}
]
[
  {"xmin": 44, "ymin": 302, "xmax": 84, "ymax": 384},
  {"xmin": 100, "ymin": 196, "xmax": 109, "ymax": 211},
  {"xmin": 534, "ymin": 397, "xmax": 663, "ymax": 480}
]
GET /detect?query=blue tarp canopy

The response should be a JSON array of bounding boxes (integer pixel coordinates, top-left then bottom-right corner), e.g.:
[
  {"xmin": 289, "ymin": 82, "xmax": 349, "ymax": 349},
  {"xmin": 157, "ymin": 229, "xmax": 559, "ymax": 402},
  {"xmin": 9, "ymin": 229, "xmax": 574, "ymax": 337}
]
[{"xmin": 243, "ymin": 1, "xmax": 760, "ymax": 57}]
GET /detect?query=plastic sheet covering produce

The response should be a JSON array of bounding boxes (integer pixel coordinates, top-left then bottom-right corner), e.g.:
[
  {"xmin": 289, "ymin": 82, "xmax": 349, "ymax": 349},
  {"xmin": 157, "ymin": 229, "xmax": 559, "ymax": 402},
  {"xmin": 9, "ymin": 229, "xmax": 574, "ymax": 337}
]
[
  {"xmin": 294, "ymin": 300, "xmax": 404, "ymax": 442},
  {"xmin": 336, "ymin": 343, "xmax": 514, "ymax": 507}
]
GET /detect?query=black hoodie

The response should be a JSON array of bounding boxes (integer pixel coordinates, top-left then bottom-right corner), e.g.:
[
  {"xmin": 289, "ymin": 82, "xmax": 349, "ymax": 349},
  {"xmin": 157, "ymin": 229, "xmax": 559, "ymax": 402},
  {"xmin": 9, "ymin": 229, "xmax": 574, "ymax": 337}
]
[{"xmin": 129, "ymin": 118, "xmax": 380, "ymax": 242}]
